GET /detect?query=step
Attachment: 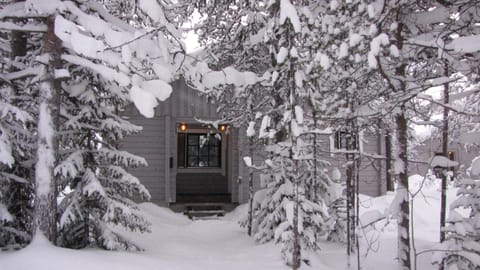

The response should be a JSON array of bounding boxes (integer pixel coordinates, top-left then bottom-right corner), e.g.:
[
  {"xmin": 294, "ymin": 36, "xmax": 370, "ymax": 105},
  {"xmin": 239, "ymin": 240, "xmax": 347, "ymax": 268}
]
[
  {"xmin": 183, "ymin": 204, "xmax": 226, "ymax": 219},
  {"xmin": 169, "ymin": 202, "xmax": 238, "ymax": 213}
]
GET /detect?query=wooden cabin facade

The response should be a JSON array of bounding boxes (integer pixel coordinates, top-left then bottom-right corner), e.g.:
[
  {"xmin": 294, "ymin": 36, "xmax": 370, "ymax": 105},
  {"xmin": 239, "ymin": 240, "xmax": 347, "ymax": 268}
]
[{"xmin": 120, "ymin": 79, "xmax": 388, "ymax": 207}]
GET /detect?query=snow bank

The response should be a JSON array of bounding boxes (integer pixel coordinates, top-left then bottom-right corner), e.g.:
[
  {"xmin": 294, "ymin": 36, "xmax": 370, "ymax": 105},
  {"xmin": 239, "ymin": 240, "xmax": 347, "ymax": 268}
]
[{"xmin": 0, "ymin": 174, "xmax": 463, "ymax": 270}]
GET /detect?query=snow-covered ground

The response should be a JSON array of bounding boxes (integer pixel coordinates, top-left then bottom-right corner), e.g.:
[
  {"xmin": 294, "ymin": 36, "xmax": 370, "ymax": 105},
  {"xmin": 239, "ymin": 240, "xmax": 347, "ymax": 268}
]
[{"xmin": 0, "ymin": 175, "xmax": 459, "ymax": 270}]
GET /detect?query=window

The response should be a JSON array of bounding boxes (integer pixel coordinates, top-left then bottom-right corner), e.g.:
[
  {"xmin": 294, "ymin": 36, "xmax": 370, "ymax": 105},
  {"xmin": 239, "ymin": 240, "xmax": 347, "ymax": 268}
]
[
  {"xmin": 330, "ymin": 130, "xmax": 363, "ymax": 157},
  {"xmin": 334, "ymin": 131, "xmax": 358, "ymax": 150},
  {"xmin": 177, "ymin": 133, "xmax": 221, "ymax": 168}
]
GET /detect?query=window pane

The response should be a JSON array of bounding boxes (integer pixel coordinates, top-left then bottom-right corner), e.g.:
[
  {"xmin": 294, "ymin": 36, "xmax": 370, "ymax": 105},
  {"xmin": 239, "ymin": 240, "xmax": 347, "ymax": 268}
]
[
  {"xmin": 188, "ymin": 146, "xmax": 198, "ymax": 156},
  {"xmin": 199, "ymin": 135, "xmax": 208, "ymax": 147},
  {"xmin": 209, "ymin": 156, "xmax": 219, "ymax": 167},
  {"xmin": 199, "ymin": 145, "xmax": 208, "ymax": 156},
  {"xmin": 210, "ymin": 135, "xmax": 220, "ymax": 146},
  {"xmin": 199, "ymin": 156, "xmax": 209, "ymax": 167},
  {"xmin": 188, "ymin": 156, "xmax": 199, "ymax": 167},
  {"xmin": 188, "ymin": 135, "xmax": 199, "ymax": 145},
  {"xmin": 209, "ymin": 146, "xmax": 219, "ymax": 156}
]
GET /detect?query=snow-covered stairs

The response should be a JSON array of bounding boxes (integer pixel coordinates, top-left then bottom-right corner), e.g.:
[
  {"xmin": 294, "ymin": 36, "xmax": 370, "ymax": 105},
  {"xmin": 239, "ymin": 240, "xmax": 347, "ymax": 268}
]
[{"xmin": 184, "ymin": 204, "xmax": 225, "ymax": 220}]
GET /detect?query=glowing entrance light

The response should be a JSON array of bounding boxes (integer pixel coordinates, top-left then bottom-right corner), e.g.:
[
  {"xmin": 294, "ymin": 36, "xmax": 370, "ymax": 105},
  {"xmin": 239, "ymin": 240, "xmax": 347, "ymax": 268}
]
[
  {"xmin": 179, "ymin": 123, "xmax": 187, "ymax": 132},
  {"xmin": 219, "ymin": 124, "xmax": 227, "ymax": 132}
]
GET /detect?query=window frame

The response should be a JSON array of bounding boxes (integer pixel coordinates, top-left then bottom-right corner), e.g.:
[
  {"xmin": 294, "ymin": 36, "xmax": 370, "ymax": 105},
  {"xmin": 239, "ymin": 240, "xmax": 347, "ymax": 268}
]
[
  {"xmin": 329, "ymin": 130, "xmax": 363, "ymax": 155},
  {"xmin": 177, "ymin": 132, "xmax": 222, "ymax": 169}
]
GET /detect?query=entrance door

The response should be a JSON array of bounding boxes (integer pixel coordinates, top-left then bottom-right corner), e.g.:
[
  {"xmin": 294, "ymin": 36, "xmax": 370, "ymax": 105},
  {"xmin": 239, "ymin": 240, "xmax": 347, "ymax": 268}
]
[{"xmin": 175, "ymin": 125, "xmax": 230, "ymax": 203}]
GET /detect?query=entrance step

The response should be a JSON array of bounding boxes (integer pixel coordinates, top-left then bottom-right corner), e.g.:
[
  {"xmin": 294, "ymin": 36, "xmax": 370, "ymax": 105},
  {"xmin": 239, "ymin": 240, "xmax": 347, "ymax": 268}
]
[
  {"xmin": 170, "ymin": 203, "xmax": 238, "ymax": 219},
  {"xmin": 185, "ymin": 205, "xmax": 224, "ymax": 219}
]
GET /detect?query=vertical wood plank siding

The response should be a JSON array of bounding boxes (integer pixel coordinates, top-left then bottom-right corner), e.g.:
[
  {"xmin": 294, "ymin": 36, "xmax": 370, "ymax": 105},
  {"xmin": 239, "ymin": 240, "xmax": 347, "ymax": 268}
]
[{"xmin": 120, "ymin": 113, "xmax": 166, "ymax": 204}]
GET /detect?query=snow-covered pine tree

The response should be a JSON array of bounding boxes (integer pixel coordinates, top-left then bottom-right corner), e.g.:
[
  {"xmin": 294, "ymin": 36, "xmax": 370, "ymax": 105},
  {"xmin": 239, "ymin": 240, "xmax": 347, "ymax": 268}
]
[
  {"xmin": 305, "ymin": 0, "xmax": 382, "ymax": 252},
  {"xmin": 55, "ymin": 69, "xmax": 151, "ymax": 250},
  {"xmin": 250, "ymin": 1, "xmax": 331, "ymax": 268},
  {"xmin": 368, "ymin": 1, "xmax": 480, "ymax": 268},
  {"xmin": 1, "ymin": 0, "xmax": 185, "ymax": 246},
  {"xmin": 51, "ymin": 0, "xmax": 184, "ymax": 249},
  {"xmin": 0, "ymin": 7, "xmax": 37, "ymax": 248},
  {"xmin": 433, "ymin": 157, "xmax": 480, "ymax": 270}
]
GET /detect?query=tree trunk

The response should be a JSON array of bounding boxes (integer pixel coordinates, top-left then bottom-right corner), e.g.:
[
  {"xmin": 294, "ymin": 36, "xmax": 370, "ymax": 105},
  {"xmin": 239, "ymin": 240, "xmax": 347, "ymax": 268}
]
[
  {"xmin": 346, "ymin": 161, "xmax": 354, "ymax": 259},
  {"xmin": 440, "ymin": 60, "xmax": 449, "ymax": 244},
  {"xmin": 312, "ymin": 111, "xmax": 318, "ymax": 202},
  {"xmin": 34, "ymin": 15, "xmax": 62, "ymax": 243},
  {"xmin": 385, "ymin": 129, "xmax": 394, "ymax": 192},
  {"xmin": 395, "ymin": 110, "xmax": 411, "ymax": 270},
  {"xmin": 247, "ymin": 136, "xmax": 254, "ymax": 237}
]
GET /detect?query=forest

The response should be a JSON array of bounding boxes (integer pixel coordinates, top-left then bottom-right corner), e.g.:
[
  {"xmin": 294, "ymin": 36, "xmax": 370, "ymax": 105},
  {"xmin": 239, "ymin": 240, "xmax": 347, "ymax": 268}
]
[{"xmin": 0, "ymin": 1, "xmax": 479, "ymax": 270}]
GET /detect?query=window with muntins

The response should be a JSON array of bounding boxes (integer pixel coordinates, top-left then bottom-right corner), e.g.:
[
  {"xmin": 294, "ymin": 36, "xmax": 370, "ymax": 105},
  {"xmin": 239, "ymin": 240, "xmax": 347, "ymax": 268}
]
[
  {"xmin": 334, "ymin": 131, "xmax": 358, "ymax": 150},
  {"xmin": 177, "ymin": 133, "xmax": 221, "ymax": 168}
]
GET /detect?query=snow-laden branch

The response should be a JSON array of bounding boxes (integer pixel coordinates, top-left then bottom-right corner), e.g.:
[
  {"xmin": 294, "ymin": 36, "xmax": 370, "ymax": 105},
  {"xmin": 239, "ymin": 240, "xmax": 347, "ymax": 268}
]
[{"xmin": 0, "ymin": 21, "xmax": 46, "ymax": 32}]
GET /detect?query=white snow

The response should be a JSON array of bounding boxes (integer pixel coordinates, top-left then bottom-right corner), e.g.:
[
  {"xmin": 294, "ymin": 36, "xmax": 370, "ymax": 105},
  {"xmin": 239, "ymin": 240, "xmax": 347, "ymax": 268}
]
[
  {"xmin": 447, "ymin": 35, "xmax": 480, "ymax": 54},
  {"xmin": 331, "ymin": 167, "xmax": 341, "ymax": 181},
  {"xmin": 338, "ymin": 42, "xmax": 349, "ymax": 59},
  {"xmin": 129, "ymin": 86, "xmax": 159, "ymax": 118},
  {"xmin": 389, "ymin": 44, "xmax": 399, "ymax": 57},
  {"xmin": 246, "ymin": 121, "xmax": 256, "ymax": 137},
  {"xmin": 349, "ymin": 33, "xmax": 363, "ymax": 47},
  {"xmin": 0, "ymin": 203, "xmax": 13, "ymax": 222},
  {"xmin": 54, "ymin": 69, "xmax": 70, "ymax": 79},
  {"xmin": 0, "ymin": 132, "xmax": 13, "ymax": 167},
  {"xmin": 430, "ymin": 155, "xmax": 459, "ymax": 168},
  {"xmin": 279, "ymin": 0, "xmax": 301, "ymax": 33},
  {"xmin": 25, "ymin": 0, "xmax": 64, "ymax": 15},
  {"xmin": 243, "ymin": 156, "xmax": 252, "ymax": 167},
  {"xmin": 315, "ymin": 52, "xmax": 330, "ymax": 70},
  {"xmin": 470, "ymin": 156, "xmax": 480, "ymax": 177},
  {"xmin": 138, "ymin": 0, "xmax": 167, "ymax": 25},
  {"xmin": 294, "ymin": 105, "xmax": 303, "ymax": 124},
  {"xmin": 0, "ymin": 174, "xmax": 462, "ymax": 270},
  {"xmin": 330, "ymin": 0, "xmax": 339, "ymax": 11},
  {"xmin": 276, "ymin": 47, "xmax": 288, "ymax": 64},
  {"xmin": 367, "ymin": 3, "xmax": 376, "ymax": 18},
  {"xmin": 259, "ymin": 115, "xmax": 271, "ymax": 138},
  {"xmin": 291, "ymin": 119, "xmax": 301, "ymax": 137}
]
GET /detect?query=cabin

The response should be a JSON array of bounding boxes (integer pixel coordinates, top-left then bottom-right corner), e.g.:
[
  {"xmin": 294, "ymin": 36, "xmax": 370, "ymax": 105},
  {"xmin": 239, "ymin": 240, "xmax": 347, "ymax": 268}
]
[
  {"xmin": 120, "ymin": 79, "xmax": 388, "ymax": 210},
  {"xmin": 411, "ymin": 138, "xmax": 478, "ymax": 176}
]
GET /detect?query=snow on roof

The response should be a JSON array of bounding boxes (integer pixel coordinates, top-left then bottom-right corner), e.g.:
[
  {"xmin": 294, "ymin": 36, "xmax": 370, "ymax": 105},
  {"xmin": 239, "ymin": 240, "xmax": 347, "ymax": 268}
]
[{"xmin": 429, "ymin": 155, "xmax": 459, "ymax": 168}]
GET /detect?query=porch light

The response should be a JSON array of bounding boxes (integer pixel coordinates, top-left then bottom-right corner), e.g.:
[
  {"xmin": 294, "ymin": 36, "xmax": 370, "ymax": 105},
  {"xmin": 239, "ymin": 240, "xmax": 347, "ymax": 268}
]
[
  {"xmin": 219, "ymin": 124, "xmax": 227, "ymax": 132},
  {"xmin": 179, "ymin": 123, "xmax": 187, "ymax": 131}
]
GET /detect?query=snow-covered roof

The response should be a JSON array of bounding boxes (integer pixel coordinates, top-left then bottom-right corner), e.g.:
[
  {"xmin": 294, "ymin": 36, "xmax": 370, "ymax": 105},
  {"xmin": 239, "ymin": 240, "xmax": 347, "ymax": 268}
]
[{"xmin": 429, "ymin": 155, "xmax": 459, "ymax": 168}]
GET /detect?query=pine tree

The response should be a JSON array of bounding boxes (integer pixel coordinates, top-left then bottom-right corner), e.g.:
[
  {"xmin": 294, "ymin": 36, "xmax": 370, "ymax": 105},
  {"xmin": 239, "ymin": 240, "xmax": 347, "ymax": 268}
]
[
  {"xmin": 0, "ymin": 2, "xmax": 41, "ymax": 248},
  {"xmin": 0, "ymin": 0, "xmax": 185, "ymax": 247},
  {"xmin": 433, "ymin": 157, "xmax": 480, "ymax": 270},
  {"xmin": 370, "ymin": 2, "xmax": 480, "ymax": 268},
  {"xmin": 55, "ymin": 70, "xmax": 151, "ymax": 250}
]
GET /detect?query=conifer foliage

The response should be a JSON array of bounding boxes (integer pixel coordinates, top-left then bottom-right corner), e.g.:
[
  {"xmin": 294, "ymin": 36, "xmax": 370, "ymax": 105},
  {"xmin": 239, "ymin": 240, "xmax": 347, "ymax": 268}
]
[
  {"xmin": 0, "ymin": 0, "xmax": 184, "ymax": 249},
  {"xmin": 433, "ymin": 158, "xmax": 480, "ymax": 270}
]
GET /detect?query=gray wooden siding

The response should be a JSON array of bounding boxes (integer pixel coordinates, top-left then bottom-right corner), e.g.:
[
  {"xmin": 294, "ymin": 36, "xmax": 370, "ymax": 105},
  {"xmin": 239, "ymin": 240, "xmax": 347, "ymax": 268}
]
[
  {"xmin": 120, "ymin": 113, "xmax": 167, "ymax": 204},
  {"xmin": 234, "ymin": 130, "xmax": 386, "ymax": 204},
  {"xmin": 154, "ymin": 79, "xmax": 218, "ymax": 119},
  {"xmin": 324, "ymin": 132, "xmax": 386, "ymax": 197}
]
